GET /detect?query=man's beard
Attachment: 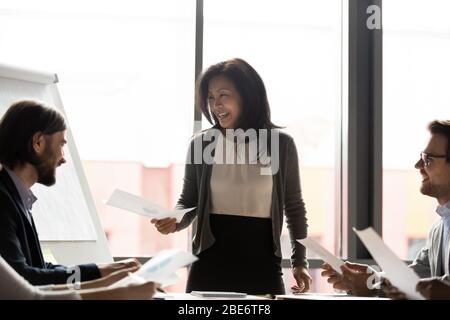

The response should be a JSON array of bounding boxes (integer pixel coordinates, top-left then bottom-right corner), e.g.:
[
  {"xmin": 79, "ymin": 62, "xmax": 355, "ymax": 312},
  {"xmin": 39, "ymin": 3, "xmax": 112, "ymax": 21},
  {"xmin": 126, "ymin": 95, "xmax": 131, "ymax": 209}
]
[
  {"xmin": 32, "ymin": 146, "xmax": 57, "ymax": 186},
  {"xmin": 420, "ymin": 180, "xmax": 449, "ymax": 201},
  {"xmin": 36, "ymin": 159, "xmax": 56, "ymax": 186}
]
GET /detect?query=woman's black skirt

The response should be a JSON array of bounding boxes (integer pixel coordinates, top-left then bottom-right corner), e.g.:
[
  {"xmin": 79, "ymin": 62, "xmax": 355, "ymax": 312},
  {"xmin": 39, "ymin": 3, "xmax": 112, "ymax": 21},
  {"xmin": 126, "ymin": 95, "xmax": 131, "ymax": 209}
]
[{"xmin": 186, "ymin": 213, "xmax": 285, "ymax": 295}]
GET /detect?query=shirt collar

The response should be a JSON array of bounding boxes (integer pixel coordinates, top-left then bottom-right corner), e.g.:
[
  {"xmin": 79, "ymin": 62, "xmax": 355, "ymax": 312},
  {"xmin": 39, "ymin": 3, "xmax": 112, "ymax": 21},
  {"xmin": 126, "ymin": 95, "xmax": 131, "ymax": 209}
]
[
  {"xmin": 436, "ymin": 201, "xmax": 450, "ymax": 220},
  {"xmin": 4, "ymin": 167, "xmax": 37, "ymax": 211}
]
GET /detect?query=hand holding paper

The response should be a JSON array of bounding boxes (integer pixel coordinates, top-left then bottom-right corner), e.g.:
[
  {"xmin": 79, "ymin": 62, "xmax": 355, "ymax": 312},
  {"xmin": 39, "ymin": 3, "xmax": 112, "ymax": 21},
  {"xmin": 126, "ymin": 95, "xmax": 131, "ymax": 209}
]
[
  {"xmin": 297, "ymin": 237, "xmax": 344, "ymax": 274},
  {"xmin": 353, "ymin": 227, "xmax": 424, "ymax": 300},
  {"xmin": 110, "ymin": 249, "xmax": 198, "ymax": 289},
  {"xmin": 106, "ymin": 189, "xmax": 195, "ymax": 222}
]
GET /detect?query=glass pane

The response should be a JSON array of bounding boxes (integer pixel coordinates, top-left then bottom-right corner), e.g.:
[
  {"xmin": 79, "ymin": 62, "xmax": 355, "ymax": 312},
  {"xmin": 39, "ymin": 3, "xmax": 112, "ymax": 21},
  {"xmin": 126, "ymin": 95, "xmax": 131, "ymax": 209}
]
[
  {"xmin": 204, "ymin": 0, "xmax": 342, "ymax": 293},
  {"xmin": 383, "ymin": 0, "xmax": 448, "ymax": 259},
  {"xmin": 0, "ymin": 0, "xmax": 195, "ymax": 291}
]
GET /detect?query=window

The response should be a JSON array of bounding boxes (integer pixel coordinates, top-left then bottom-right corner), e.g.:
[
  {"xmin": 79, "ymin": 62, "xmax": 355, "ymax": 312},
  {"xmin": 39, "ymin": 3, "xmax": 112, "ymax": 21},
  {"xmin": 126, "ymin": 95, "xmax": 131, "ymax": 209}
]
[
  {"xmin": 0, "ymin": 0, "xmax": 196, "ymax": 291},
  {"xmin": 383, "ymin": 0, "xmax": 447, "ymax": 259}
]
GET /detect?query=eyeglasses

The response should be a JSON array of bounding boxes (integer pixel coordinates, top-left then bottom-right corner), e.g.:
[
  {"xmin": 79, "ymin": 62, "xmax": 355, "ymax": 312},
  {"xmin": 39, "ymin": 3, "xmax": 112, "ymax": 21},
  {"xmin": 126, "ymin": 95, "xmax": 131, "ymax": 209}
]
[{"xmin": 420, "ymin": 152, "xmax": 447, "ymax": 167}]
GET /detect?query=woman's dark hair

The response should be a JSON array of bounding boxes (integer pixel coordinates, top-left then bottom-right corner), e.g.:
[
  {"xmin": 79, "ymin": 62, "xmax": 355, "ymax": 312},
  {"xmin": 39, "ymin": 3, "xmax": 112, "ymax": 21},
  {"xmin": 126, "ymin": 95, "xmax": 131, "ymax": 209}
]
[
  {"xmin": 0, "ymin": 100, "xmax": 66, "ymax": 169},
  {"xmin": 196, "ymin": 58, "xmax": 280, "ymax": 130}
]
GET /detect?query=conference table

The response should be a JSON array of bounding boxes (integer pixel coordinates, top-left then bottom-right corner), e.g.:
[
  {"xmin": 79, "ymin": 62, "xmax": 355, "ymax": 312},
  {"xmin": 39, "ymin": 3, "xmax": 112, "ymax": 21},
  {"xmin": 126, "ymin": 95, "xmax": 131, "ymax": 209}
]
[{"xmin": 154, "ymin": 292, "xmax": 389, "ymax": 300}]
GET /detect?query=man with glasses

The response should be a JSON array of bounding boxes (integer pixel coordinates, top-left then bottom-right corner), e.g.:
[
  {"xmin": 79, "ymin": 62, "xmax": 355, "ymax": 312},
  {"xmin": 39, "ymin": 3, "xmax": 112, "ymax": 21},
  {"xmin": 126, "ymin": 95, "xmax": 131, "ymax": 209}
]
[{"xmin": 321, "ymin": 120, "xmax": 450, "ymax": 299}]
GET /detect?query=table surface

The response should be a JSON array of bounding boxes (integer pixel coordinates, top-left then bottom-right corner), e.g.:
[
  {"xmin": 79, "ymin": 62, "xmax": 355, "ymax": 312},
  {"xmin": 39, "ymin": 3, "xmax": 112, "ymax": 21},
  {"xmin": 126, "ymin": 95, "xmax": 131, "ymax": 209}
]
[{"xmin": 154, "ymin": 292, "xmax": 389, "ymax": 300}]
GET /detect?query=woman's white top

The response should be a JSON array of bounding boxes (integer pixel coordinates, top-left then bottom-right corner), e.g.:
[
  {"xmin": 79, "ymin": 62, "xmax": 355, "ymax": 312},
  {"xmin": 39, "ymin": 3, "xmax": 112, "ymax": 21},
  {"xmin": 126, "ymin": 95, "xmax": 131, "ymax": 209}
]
[{"xmin": 210, "ymin": 133, "xmax": 273, "ymax": 218}]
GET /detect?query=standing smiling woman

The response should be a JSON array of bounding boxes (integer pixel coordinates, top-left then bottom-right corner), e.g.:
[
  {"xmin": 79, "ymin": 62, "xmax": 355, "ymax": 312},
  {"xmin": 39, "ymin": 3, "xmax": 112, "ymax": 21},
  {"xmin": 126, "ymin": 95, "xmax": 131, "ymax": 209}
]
[{"xmin": 152, "ymin": 58, "xmax": 311, "ymax": 295}]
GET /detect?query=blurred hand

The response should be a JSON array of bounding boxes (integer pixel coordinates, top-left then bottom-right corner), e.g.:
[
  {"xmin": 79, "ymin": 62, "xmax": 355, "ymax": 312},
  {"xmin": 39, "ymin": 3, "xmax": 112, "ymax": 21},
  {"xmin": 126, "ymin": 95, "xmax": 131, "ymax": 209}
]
[
  {"xmin": 291, "ymin": 266, "xmax": 312, "ymax": 293},
  {"xmin": 151, "ymin": 217, "xmax": 177, "ymax": 235},
  {"xmin": 382, "ymin": 279, "xmax": 407, "ymax": 300},
  {"xmin": 416, "ymin": 278, "xmax": 450, "ymax": 300},
  {"xmin": 321, "ymin": 262, "xmax": 350, "ymax": 291},
  {"xmin": 98, "ymin": 258, "xmax": 141, "ymax": 278},
  {"xmin": 321, "ymin": 262, "xmax": 377, "ymax": 296},
  {"xmin": 82, "ymin": 266, "xmax": 139, "ymax": 290}
]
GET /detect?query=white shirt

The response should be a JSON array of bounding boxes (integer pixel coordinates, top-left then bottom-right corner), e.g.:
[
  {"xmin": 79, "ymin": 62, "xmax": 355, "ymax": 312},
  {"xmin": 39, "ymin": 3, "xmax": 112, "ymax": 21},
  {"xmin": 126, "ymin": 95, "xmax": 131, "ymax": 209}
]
[
  {"xmin": 436, "ymin": 200, "xmax": 450, "ymax": 275},
  {"xmin": 210, "ymin": 133, "xmax": 273, "ymax": 218}
]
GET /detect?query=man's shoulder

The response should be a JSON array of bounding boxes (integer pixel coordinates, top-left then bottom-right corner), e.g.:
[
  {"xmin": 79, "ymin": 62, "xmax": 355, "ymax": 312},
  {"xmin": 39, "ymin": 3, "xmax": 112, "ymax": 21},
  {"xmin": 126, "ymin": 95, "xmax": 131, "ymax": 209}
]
[
  {"xmin": 0, "ymin": 172, "xmax": 21, "ymax": 213},
  {"xmin": 0, "ymin": 177, "xmax": 13, "ymax": 200}
]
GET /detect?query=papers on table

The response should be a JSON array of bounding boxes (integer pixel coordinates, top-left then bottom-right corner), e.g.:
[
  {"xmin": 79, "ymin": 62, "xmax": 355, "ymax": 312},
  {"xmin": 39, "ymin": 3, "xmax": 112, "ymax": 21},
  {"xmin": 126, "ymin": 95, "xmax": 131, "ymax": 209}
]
[
  {"xmin": 276, "ymin": 293, "xmax": 389, "ymax": 300},
  {"xmin": 297, "ymin": 237, "xmax": 345, "ymax": 274},
  {"xmin": 191, "ymin": 291, "xmax": 247, "ymax": 298},
  {"xmin": 110, "ymin": 249, "xmax": 198, "ymax": 288},
  {"xmin": 106, "ymin": 189, "xmax": 195, "ymax": 222},
  {"xmin": 353, "ymin": 227, "xmax": 424, "ymax": 300}
]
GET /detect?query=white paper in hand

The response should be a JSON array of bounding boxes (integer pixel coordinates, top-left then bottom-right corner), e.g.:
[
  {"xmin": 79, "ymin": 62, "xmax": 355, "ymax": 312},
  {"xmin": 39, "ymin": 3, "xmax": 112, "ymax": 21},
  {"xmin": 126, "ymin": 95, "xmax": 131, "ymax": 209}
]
[
  {"xmin": 106, "ymin": 189, "xmax": 195, "ymax": 222},
  {"xmin": 297, "ymin": 238, "xmax": 344, "ymax": 274},
  {"xmin": 110, "ymin": 249, "xmax": 198, "ymax": 288},
  {"xmin": 353, "ymin": 227, "xmax": 424, "ymax": 300}
]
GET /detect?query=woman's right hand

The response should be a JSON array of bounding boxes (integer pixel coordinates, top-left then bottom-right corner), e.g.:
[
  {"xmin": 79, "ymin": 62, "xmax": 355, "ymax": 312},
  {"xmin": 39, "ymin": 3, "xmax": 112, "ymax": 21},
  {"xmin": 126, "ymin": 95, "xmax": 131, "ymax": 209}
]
[{"xmin": 151, "ymin": 217, "xmax": 177, "ymax": 234}]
